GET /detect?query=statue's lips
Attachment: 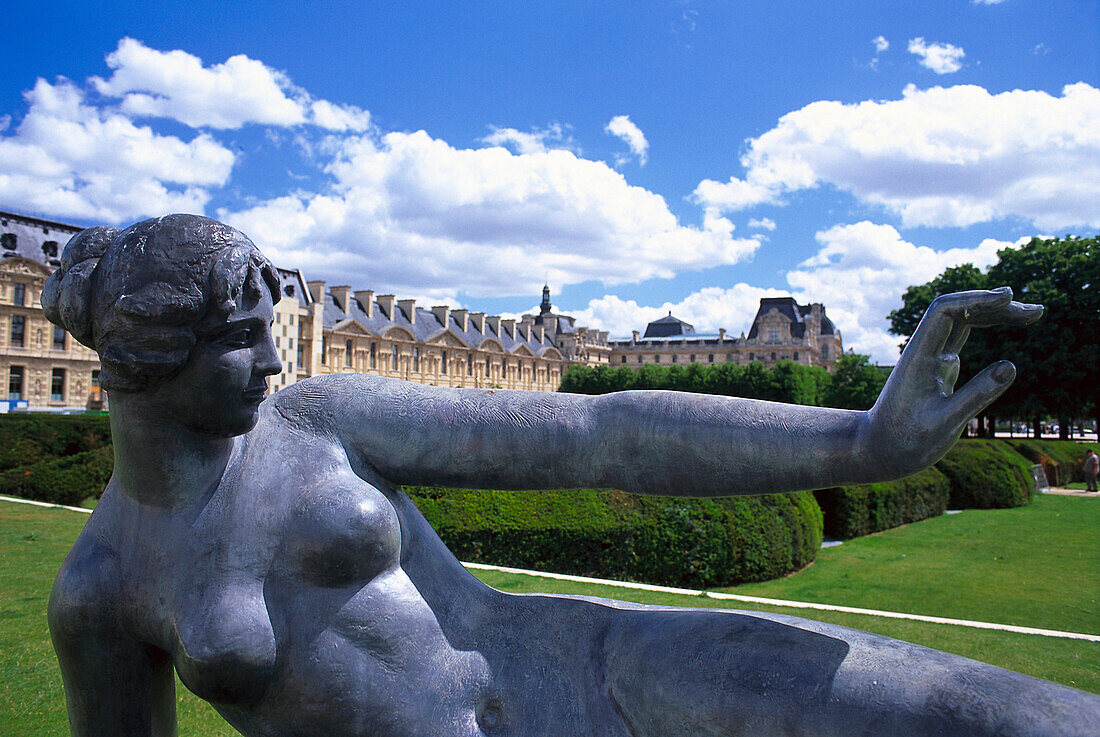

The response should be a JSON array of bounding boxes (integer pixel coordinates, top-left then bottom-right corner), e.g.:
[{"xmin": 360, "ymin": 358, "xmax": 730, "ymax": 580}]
[{"xmin": 243, "ymin": 385, "xmax": 268, "ymax": 403}]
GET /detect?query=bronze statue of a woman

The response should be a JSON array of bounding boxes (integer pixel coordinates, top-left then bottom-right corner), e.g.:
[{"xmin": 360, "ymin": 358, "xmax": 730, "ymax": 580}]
[{"xmin": 44, "ymin": 214, "xmax": 1097, "ymax": 736}]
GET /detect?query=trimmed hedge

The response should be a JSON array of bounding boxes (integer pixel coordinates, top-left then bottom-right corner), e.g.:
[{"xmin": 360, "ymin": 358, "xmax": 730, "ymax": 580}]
[
  {"xmin": 0, "ymin": 445, "xmax": 114, "ymax": 507},
  {"xmin": 935, "ymin": 440, "xmax": 1035, "ymax": 509},
  {"xmin": 0, "ymin": 413, "xmax": 1088, "ymax": 585},
  {"xmin": 1009, "ymin": 439, "xmax": 1100, "ymax": 487},
  {"xmin": 405, "ymin": 486, "xmax": 823, "ymax": 588},
  {"xmin": 0, "ymin": 414, "xmax": 111, "ymax": 472},
  {"xmin": 814, "ymin": 466, "xmax": 950, "ymax": 540}
]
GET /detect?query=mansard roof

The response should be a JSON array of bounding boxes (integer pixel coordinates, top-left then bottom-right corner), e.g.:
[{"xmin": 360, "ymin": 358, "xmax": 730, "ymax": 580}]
[
  {"xmin": 746, "ymin": 297, "xmax": 837, "ymax": 340},
  {"xmin": 643, "ymin": 313, "xmax": 696, "ymax": 338},
  {"xmin": 321, "ymin": 291, "xmax": 560, "ymax": 357},
  {"xmin": 276, "ymin": 268, "xmax": 312, "ymax": 307},
  {"xmin": 0, "ymin": 210, "xmax": 83, "ymax": 268}
]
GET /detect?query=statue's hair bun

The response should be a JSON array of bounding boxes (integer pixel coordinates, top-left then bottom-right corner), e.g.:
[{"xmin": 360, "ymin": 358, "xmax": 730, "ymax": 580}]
[{"xmin": 41, "ymin": 226, "xmax": 120, "ymax": 349}]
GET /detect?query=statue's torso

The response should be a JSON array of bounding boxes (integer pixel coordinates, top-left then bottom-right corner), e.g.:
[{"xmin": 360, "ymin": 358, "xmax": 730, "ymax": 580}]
[{"xmin": 74, "ymin": 406, "xmax": 497, "ymax": 736}]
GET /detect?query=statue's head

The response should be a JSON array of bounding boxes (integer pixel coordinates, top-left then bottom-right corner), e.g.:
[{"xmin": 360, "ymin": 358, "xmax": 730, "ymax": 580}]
[{"xmin": 43, "ymin": 215, "xmax": 284, "ymax": 435}]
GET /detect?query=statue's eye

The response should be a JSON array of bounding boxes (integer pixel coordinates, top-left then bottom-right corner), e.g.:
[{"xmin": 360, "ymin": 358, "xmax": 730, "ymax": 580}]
[{"xmin": 221, "ymin": 327, "xmax": 256, "ymax": 347}]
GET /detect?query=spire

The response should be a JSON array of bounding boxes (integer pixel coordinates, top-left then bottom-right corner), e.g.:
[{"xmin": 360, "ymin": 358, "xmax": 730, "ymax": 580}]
[{"xmin": 540, "ymin": 284, "xmax": 552, "ymax": 315}]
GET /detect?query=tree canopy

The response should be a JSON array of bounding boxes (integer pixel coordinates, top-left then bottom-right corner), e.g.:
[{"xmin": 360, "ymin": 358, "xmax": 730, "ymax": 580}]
[
  {"xmin": 888, "ymin": 236, "xmax": 1098, "ymax": 438},
  {"xmin": 558, "ymin": 357, "xmax": 882, "ymax": 410}
]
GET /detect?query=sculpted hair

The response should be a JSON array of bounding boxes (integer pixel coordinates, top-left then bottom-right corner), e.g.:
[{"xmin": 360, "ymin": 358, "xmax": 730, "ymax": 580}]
[{"xmin": 42, "ymin": 215, "xmax": 281, "ymax": 392}]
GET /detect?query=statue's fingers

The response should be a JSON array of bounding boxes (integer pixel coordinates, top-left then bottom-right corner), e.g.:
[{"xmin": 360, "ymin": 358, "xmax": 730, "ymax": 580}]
[
  {"xmin": 906, "ymin": 288, "xmax": 1013, "ymax": 360},
  {"xmin": 935, "ymin": 352, "xmax": 961, "ymax": 395},
  {"xmin": 946, "ymin": 360, "xmax": 1016, "ymax": 424},
  {"xmin": 943, "ymin": 324, "xmax": 971, "ymax": 356},
  {"xmin": 965, "ymin": 300, "xmax": 1044, "ymax": 328}
]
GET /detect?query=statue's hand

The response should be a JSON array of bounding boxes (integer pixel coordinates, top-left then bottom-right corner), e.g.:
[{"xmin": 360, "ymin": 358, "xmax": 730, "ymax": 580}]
[{"xmin": 863, "ymin": 287, "xmax": 1042, "ymax": 477}]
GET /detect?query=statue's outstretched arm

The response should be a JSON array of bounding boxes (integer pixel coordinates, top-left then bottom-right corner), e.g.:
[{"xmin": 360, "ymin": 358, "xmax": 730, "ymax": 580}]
[{"xmin": 299, "ymin": 289, "xmax": 1038, "ymax": 496}]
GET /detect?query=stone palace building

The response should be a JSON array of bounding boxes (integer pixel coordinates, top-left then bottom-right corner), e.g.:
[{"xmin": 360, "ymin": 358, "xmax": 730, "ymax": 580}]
[
  {"xmin": 0, "ymin": 211, "xmax": 97, "ymax": 411},
  {"xmin": 608, "ymin": 298, "xmax": 842, "ymax": 370},
  {"xmin": 0, "ymin": 209, "xmax": 840, "ymax": 409}
]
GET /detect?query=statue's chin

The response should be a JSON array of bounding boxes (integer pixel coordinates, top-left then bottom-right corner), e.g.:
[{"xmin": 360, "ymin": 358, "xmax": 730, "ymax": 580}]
[{"xmin": 185, "ymin": 408, "xmax": 261, "ymax": 439}]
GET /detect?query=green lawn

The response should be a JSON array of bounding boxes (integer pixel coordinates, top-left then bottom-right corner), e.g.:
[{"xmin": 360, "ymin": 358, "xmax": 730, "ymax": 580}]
[
  {"xmin": 472, "ymin": 493, "xmax": 1100, "ymax": 693},
  {"xmin": 2, "ymin": 495, "xmax": 1098, "ymax": 737}
]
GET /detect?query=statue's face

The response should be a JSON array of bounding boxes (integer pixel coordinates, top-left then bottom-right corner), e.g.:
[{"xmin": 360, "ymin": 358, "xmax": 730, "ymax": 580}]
[{"xmin": 149, "ymin": 286, "xmax": 281, "ymax": 438}]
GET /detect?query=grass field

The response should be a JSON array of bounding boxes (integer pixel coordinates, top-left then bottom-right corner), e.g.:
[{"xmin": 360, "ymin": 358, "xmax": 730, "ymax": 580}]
[{"xmin": 2, "ymin": 494, "xmax": 1097, "ymax": 736}]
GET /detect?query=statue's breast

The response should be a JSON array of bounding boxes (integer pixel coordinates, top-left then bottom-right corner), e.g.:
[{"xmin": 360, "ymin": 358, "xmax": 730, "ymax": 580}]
[
  {"xmin": 284, "ymin": 478, "xmax": 402, "ymax": 588},
  {"xmin": 172, "ymin": 577, "xmax": 277, "ymax": 706}
]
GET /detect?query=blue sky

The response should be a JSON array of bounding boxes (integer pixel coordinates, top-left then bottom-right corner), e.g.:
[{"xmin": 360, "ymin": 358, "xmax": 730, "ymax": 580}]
[{"xmin": 1, "ymin": 1, "xmax": 1096, "ymax": 361}]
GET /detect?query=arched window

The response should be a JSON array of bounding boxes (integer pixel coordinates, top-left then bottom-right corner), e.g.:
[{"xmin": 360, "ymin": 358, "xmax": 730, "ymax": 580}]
[
  {"xmin": 345, "ymin": 340, "xmax": 353, "ymax": 367},
  {"xmin": 441, "ymin": 350, "xmax": 448, "ymax": 375}
]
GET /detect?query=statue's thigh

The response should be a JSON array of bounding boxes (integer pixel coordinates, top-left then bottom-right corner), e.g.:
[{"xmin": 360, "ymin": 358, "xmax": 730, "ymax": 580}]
[
  {"xmin": 601, "ymin": 608, "xmax": 848, "ymax": 737},
  {"xmin": 602, "ymin": 608, "xmax": 1097, "ymax": 737}
]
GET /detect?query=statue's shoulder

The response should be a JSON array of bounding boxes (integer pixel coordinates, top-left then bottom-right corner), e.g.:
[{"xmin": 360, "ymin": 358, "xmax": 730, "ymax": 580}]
[
  {"xmin": 49, "ymin": 526, "xmax": 123, "ymax": 639},
  {"xmin": 267, "ymin": 373, "xmax": 395, "ymax": 433}
]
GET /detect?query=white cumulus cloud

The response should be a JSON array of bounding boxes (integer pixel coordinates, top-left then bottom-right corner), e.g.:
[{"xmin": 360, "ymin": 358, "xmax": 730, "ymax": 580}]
[
  {"xmin": 748, "ymin": 217, "xmax": 776, "ymax": 231},
  {"xmin": 0, "ymin": 77, "xmax": 234, "ymax": 221},
  {"xmin": 605, "ymin": 115, "xmax": 649, "ymax": 165},
  {"xmin": 570, "ymin": 284, "xmax": 791, "ymax": 340},
  {"xmin": 785, "ymin": 222, "xmax": 1021, "ymax": 362},
  {"xmin": 220, "ymin": 129, "xmax": 759, "ymax": 300},
  {"xmin": 571, "ymin": 222, "xmax": 1031, "ymax": 364},
  {"xmin": 91, "ymin": 38, "xmax": 370, "ymax": 131},
  {"xmin": 479, "ymin": 123, "xmax": 575, "ymax": 155},
  {"xmin": 694, "ymin": 83, "xmax": 1100, "ymax": 230},
  {"xmin": 873, "ymin": 36, "xmax": 890, "ymax": 53},
  {"xmin": 908, "ymin": 37, "xmax": 966, "ymax": 74}
]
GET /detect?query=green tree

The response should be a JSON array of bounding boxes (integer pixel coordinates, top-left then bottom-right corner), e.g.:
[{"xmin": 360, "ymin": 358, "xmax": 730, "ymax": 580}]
[
  {"xmin": 889, "ymin": 236, "xmax": 1099, "ymax": 438},
  {"xmin": 821, "ymin": 353, "xmax": 888, "ymax": 410},
  {"xmin": 888, "ymin": 264, "xmax": 988, "ymax": 343},
  {"xmin": 985, "ymin": 236, "xmax": 1099, "ymax": 438}
]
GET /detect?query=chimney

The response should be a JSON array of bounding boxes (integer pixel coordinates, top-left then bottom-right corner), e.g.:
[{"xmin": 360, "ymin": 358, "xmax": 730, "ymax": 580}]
[
  {"xmin": 376, "ymin": 294, "xmax": 396, "ymax": 320},
  {"xmin": 397, "ymin": 298, "xmax": 417, "ymax": 324},
  {"xmin": 486, "ymin": 316, "xmax": 501, "ymax": 336},
  {"xmin": 354, "ymin": 290, "xmax": 374, "ymax": 318},
  {"xmin": 519, "ymin": 324, "xmax": 531, "ymax": 341},
  {"xmin": 534, "ymin": 325, "xmax": 545, "ymax": 342},
  {"xmin": 331, "ymin": 285, "xmax": 351, "ymax": 313},
  {"xmin": 452, "ymin": 309, "xmax": 469, "ymax": 331},
  {"xmin": 470, "ymin": 312, "xmax": 486, "ymax": 333},
  {"xmin": 719, "ymin": 328, "xmax": 726, "ymax": 341},
  {"xmin": 521, "ymin": 314, "xmax": 535, "ymax": 327},
  {"xmin": 307, "ymin": 280, "xmax": 326, "ymax": 304},
  {"xmin": 632, "ymin": 330, "xmax": 639, "ymax": 343},
  {"xmin": 431, "ymin": 305, "xmax": 451, "ymax": 328},
  {"xmin": 501, "ymin": 318, "xmax": 515, "ymax": 338}
]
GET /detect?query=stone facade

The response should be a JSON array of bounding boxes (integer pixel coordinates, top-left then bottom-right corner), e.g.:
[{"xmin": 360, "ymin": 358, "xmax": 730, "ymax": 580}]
[
  {"xmin": 271, "ymin": 277, "xmax": 575, "ymax": 392},
  {"xmin": 528, "ymin": 285, "xmax": 611, "ymax": 367},
  {"xmin": 0, "ymin": 212, "xmax": 98, "ymax": 411},
  {"xmin": 608, "ymin": 297, "xmax": 842, "ymax": 370},
  {"xmin": 0, "ymin": 210, "xmax": 839, "ymax": 402}
]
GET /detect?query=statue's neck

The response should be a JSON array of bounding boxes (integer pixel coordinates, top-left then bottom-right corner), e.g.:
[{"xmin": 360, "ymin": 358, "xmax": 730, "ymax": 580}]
[{"xmin": 108, "ymin": 393, "xmax": 236, "ymax": 508}]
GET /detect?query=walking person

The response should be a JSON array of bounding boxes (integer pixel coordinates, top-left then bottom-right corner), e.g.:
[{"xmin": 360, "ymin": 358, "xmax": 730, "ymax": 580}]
[{"xmin": 1085, "ymin": 449, "xmax": 1099, "ymax": 493}]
